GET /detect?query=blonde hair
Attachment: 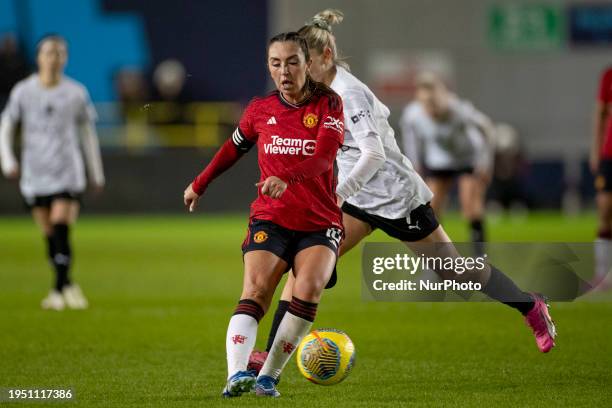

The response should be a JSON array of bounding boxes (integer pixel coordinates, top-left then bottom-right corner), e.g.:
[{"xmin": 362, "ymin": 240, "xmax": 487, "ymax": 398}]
[{"xmin": 298, "ymin": 9, "xmax": 349, "ymax": 70}]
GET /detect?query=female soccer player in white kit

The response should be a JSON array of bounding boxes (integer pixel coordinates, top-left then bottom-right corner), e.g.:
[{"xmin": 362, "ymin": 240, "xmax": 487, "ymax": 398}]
[
  {"xmin": 251, "ymin": 11, "xmax": 556, "ymax": 364},
  {"xmin": 400, "ymin": 74, "xmax": 495, "ymax": 256},
  {"xmin": 0, "ymin": 35, "xmax": 105, "ymax": 310}
]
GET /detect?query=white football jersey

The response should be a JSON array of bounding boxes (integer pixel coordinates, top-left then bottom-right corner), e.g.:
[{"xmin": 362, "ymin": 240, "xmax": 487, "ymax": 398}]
[
  {"xmin": 1, "ymin": 74, "xmax": 97, "ymax": 197},
  {"xmin": 331, "ymin": 66, "xmax": 433, "ymax": 219},
  {"xmin": 399, "ymin": 97, "xmax": 490, "ymax": 171}
]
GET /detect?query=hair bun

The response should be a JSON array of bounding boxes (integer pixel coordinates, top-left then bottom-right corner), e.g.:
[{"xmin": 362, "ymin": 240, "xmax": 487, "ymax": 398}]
[{"xmin": 310, "ymin": 9, "xmax": 344, "ymax": 32}]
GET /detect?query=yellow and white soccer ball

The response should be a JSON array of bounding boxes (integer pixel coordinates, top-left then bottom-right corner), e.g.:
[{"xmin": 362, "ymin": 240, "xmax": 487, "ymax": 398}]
[{"xmin": 296, "ymin": 328, "xmax": 355, "ymax": 385}]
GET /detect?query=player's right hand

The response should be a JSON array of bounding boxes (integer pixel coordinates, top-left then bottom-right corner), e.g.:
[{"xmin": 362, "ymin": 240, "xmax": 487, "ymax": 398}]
[{"xmin": 183, "ymin": 183, "xmax": 200, "ymax": 213}]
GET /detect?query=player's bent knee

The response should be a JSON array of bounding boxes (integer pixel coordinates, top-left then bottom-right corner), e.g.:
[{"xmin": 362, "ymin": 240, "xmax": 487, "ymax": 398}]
[{"xmin": 293, "ymin": 279, "xmax": 327, "ymax": 303}]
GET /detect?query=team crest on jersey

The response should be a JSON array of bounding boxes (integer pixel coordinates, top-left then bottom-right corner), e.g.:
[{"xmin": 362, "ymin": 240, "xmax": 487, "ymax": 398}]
[
  {"xmin": 303, "ymin": 113, "xmax": 318, "ymax": 128},
  {"xmin": 254, "ymin": 231, "xmax": 268, "ymax": 243}
]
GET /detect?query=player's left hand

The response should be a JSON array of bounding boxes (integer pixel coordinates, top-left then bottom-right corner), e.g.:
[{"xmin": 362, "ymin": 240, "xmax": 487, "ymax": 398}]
[{"xmin": 256, "ymin": 176, "xmax": 287, "ymax": 199}]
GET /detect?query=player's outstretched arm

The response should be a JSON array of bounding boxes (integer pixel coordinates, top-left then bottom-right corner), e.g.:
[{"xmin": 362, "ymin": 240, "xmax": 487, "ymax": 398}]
[
  {"xmin": 186, "ymin": 131, "xmax": 253, "ymax": 212},
  {"xmin": 0, "ymin": 117, "xmax": 19, "ymax": 179}
]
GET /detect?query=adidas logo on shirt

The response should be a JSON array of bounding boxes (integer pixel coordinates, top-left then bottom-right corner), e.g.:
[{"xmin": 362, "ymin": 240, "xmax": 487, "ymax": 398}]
[{"xmin": 267, "ymin": 116, "xmax": 277, "ymax": 125}]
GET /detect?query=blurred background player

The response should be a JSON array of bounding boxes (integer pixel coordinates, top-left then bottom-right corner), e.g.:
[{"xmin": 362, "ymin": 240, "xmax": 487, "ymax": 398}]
[
  {"xmin": 488, "ymin": 123, "xmax": 531, "ymax": 213},
  {"xmin": 251, "ymin": 10, "xmax": 556, "ymax": 372},
  {"xmin": 0, "ymin": 35, "xmax": 105, "ymax": 310},
  {"xmin": 590, "ymin": 66, "xmax": 612, "ymax": 291},
  {"xmin": 183, "ymin": 32, "xmax": 344, "ymax": 398},
  {"xmin": 400, "ymin": 73, "xmax": 495, "ymax": 256}
]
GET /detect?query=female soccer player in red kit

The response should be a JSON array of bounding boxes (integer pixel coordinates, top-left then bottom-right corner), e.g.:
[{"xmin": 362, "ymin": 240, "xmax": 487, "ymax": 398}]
[{"xmin": 183, "ymin": 32, "xmax": 344, "ymax": 398}]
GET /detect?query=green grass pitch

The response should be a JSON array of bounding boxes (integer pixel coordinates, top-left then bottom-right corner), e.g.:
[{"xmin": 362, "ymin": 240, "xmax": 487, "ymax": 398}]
[{"xmin": 1, "ymin": 212, "xmax": 611, "ymax": 407}]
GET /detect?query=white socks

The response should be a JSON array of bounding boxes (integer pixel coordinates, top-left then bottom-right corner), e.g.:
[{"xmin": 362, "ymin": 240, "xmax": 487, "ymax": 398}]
[
  {"xmin": 259, "ymin": 312, "xmax": 313, "ymax": 380},
  {"xmin": 226, "ymin": 314, "xmax": 258, "ymax": 378},
  {"xmin": 225, "ymin": 297, "xmax": 316, "ymax": 381},
  {"xmin": 226, "ymin": 299, "xmax": 264, "ymax": 379}
]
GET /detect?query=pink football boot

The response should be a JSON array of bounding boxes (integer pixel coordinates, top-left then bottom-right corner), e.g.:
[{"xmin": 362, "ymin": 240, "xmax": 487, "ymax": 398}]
[{"xmin": 524, "ymin": 293, "xmax": 557, "ymax": 353}]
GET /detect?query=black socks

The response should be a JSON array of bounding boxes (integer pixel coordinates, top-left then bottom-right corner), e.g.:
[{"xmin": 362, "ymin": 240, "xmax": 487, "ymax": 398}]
[
  {"xmin": 46, "ymin": 235, "xmax": 55, "ymax": 264},
  {"xmin": 470, "ymin": 219, "xmax": 486, "ymax": 256},
  {"xmin": 482, "ymin": 266, "xmax": 534, "ymax": 315},
  {"xmin": 266, "ymin": 300, "xmax": 290, "ymax": 352},
  {"xmin": 48, "ymin": 223, "xmax": 72, "ymax": 292}
]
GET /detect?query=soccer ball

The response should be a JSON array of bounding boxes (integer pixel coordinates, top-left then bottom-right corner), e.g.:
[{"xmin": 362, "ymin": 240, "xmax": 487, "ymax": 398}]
[{"xmin": 296, "ymin": 328, "xmax": 355, "ymax": 385}]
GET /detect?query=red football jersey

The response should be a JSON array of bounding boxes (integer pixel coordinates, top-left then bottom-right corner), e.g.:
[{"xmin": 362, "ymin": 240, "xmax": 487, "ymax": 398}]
[
  {"xmin": 238, "ymin": 87, "xmax": 345, "ymax": 231},
  {"xmin": 598, "ymin": 67, "xmax": 612, "ymax": 159}
]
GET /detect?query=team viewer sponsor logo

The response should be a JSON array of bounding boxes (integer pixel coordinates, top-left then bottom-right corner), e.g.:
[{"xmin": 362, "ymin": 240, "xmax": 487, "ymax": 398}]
[
  {"xmin": 323, "ymin": 115, "xmax": 344, "ymax": 134},
  {"xmin": 264, "ymin": 135, "xmax": 316, "ymax": 156}
]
